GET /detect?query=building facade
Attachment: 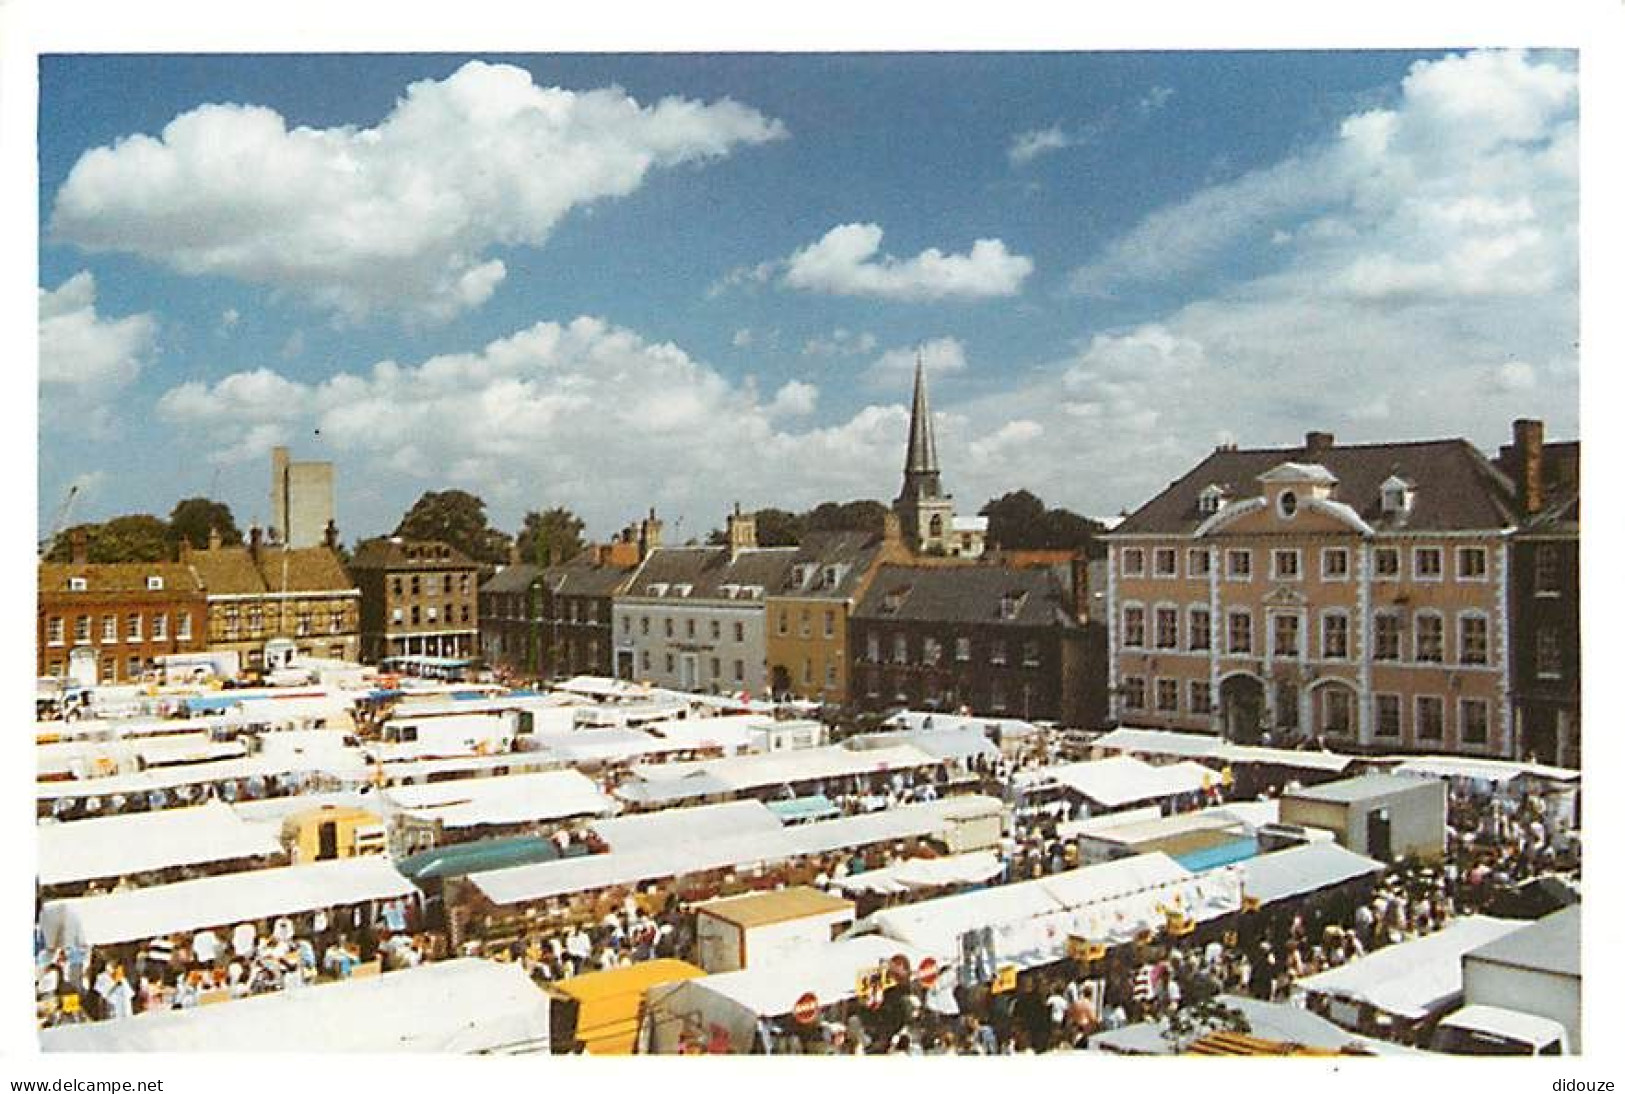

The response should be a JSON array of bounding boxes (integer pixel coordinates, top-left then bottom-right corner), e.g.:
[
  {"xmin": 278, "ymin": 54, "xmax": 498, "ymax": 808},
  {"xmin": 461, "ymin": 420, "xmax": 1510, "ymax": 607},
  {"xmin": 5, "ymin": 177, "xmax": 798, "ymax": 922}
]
[
  {"xmin": 1495, "ymin": 420, "xmax": 1580, "ymax": 767},
  {"xmin": 1106, "ymin": 430, "xmax": 1523, "ymax": 757},
  {"xmin": 612, "ymin": 509, "xmax": 797, "ymax": 695},
  {"xmin": 762, "ymin": 528, "xmax": 898, "ymax": 704},
  {"xmin": 38, "ymin": 546, "xmax": 207, "ymax": 684},
  {"xmin": 480, "ymin": 542, "xmax": 643, "ymax": 680},
  {"xmin": 849, "ymin": 562, "xmax": 1097, "ymax": 725},
  {"xmin": 184, "ymin": 529, "xmax": 360, "ymax": 668},
  {"xmin": 269, "ymin": 445, "xmax": 336, "ymax": 550},
  {"xmin": 350, "ymin": 538, "xmax": 479, "ymax": 663}
]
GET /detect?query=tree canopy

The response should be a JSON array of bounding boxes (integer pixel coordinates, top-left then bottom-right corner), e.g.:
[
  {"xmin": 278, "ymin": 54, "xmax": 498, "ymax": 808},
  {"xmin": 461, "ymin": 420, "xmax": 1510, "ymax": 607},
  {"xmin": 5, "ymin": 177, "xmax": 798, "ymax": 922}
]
[
  {"xmin": 705, "ymin": 499, "xmax": 890, "ymax": 547},
  {"xmin": 46, "ymin": 514, "xmax": 172, "ymax": 563},
  {"xmin": 168, "ymin": 497, "xmax": 243, "ymax": 551},
  {"xmin": 395, "ymin": 489, "xmax": 513, "ymax": 566},
  {"xmin": 516, "ymin": 507, "xmax": 587, "ymax": 566},
  {"xmin": 980, "ymin": 490, "xmax": 1106, "ymax": 556}
]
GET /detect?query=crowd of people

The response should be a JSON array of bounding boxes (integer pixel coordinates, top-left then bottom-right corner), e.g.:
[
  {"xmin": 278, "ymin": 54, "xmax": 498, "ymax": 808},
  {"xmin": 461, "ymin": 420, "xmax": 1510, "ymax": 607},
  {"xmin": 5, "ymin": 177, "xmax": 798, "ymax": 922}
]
[
  {"xmin": 36, "ymin": 898, "xmax": 428, "ymax": 1025},
  {"xmin": 36, "ymin": 704, "xmax": 1578, "ymax": 1054}
]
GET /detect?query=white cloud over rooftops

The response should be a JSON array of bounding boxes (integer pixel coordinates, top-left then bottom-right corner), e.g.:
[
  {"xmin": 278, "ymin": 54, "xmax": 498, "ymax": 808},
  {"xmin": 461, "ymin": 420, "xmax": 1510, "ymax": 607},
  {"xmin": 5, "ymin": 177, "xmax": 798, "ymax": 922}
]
[
  {"xmin": 780, "ymin": 223, "xmax": 1032, "ymax": 301},
  {"xmin": 50, "ymin": 61, "xmax": 786, "ymax": 323}
]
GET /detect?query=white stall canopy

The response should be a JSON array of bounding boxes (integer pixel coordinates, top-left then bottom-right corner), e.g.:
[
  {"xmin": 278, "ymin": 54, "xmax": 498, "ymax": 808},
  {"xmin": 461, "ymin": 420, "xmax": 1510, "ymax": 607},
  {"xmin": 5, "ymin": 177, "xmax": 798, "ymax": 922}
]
[
  {"xmin": 1234, "ymin": 842, "xmax": 1384, "ymax": 906},
  {"xmin": 382, "ymin": 770, "xmax": 616, "ymax": 830},
  {"xmin": 1299, "ymin": 916, "xmax": 1526, "ymax": 1021},
  {"xmin": 37, "ymin": 802, "xmax": 283, "ymax": 888},
  {"xmin": 40, "ymin": 855, "xmax": 416, "ymax": 948},
  {"xmin": 835, "ymin": 851, "xmax": 1004, "ymax": 896},
  {"xmin": 1038, "ymin": 756, "xmax": 1214, "ymax": 809},
  {"xmin": 590, "ymin": 800, "xmax": 783, "ymax": 855},
  {"xmin": 472, "ymin": 797, "xmax": 1001, "ymax": 908},
  {"xmin": 39, "ymin": 959, "xmax": 548, "ymax": 1053}
]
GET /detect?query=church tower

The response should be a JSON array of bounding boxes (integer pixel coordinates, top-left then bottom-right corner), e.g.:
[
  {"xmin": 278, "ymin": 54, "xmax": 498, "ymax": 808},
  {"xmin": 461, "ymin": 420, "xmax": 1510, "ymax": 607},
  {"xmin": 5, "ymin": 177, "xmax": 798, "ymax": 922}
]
[{"xmin": 894, "ymin": 354, "xmax": 958, "ymax": 555}]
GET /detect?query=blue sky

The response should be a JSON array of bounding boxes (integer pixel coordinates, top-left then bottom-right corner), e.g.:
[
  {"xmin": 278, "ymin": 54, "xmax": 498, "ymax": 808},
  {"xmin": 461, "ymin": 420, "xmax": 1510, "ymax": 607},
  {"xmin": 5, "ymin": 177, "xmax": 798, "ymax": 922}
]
[{"xmin": 37, "ymin": 50, "xmax": 1579, "ymax": 544}]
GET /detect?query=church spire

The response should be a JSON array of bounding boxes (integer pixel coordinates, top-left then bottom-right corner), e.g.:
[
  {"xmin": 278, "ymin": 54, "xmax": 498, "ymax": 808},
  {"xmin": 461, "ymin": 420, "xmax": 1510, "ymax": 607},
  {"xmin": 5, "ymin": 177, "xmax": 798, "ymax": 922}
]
[{"xmin": 904, "ymin": 351, "xmax": 940, "ymax": 476}]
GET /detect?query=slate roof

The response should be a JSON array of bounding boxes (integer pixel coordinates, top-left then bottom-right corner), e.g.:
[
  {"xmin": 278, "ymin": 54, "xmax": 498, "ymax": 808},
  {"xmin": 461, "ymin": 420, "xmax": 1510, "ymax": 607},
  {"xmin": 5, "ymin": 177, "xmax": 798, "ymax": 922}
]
[
  {"xmin": 1114, "ymin": 437, "xmax": 1520, "ymax": 536},
  {"xmin": 480, "ymin": 563, "xmax": 542, "ymax": 597},
  {"xmin": 621, "ymin": 546, "xmax": 798, "ymax": 602},
  {"xmin": 543, "ymin": 556, "xmax": 638, "ymax": 599},
  {"xmin": 769, "ymin": 530, "xmax": 888, "ymax": 601},
  {"xmin": 349, "ymin": 538, "xmax": 477, "ymax": 571},
  {"xmin": 852, "ymin": 563, "xmax": 1079, "ymax": 628}
]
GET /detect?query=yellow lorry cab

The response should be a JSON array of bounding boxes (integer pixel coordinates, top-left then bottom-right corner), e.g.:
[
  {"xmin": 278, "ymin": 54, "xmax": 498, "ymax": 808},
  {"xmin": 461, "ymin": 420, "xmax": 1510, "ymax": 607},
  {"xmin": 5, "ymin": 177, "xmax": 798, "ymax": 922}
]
[{"xmin": 546, "ymin": 959, "xmax": 706, "ymax": 1055}]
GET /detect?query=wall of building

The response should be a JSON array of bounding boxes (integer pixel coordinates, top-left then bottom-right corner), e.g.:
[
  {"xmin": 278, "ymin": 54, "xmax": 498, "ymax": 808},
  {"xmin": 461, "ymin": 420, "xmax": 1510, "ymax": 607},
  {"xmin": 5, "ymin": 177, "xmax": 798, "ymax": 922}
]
[
  {"xmin": 1112, "ymin": 528, "xmax": 1510, "ymax": 756},
  {"xmin": 38, "ymin": 593, "xmax": 206, "ymax": 683},
  {"xmin": 612, "ymin": 600, "xmax": 769, "ymax": 694},
  {"xmin": 763, "ymin": 598, "xmax": 850, "ymax": 703}
]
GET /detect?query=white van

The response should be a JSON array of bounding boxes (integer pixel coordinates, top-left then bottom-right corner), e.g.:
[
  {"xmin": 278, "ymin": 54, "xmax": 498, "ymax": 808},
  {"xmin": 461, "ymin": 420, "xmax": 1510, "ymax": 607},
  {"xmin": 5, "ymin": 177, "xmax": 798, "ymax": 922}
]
[{"xmin": 1431, "ymin": 1005, "xmax": 1569, "ymax": 1056}]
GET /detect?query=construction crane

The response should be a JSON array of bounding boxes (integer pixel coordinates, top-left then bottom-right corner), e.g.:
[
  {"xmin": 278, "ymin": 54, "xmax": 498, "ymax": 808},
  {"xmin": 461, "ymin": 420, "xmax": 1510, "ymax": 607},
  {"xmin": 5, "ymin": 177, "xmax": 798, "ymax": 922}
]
[{"xmin": 39, "ymin": 484, "xmax": 80, "ymax": 561}]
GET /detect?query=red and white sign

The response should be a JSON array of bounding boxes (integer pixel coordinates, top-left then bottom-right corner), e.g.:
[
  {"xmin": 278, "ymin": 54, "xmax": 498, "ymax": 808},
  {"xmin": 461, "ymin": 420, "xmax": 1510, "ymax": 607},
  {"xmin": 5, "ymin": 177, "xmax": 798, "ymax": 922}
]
[
  {"xmin": 916, "ymin": 957, "xmax": 940, "ymax": 989},
  {"xmin": 792, "ymin": 991, "xmax": 820, "ymax": 1026}
]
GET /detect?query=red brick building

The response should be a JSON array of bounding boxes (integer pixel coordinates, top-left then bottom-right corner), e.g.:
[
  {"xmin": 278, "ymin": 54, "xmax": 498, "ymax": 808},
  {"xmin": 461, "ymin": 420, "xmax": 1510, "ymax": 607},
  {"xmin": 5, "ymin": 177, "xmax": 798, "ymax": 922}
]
[{"xmin": 38, "ymin": 548, "xmax": 207, "ymax": 684}]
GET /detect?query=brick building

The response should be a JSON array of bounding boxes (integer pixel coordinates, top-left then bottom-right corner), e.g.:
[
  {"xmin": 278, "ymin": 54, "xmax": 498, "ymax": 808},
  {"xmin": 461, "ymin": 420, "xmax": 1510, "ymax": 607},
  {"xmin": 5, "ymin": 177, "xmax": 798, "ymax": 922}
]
[
  {"xmin": 1495, "ymin": 420, "xmax": 1580, "ymax": 767},
  {"xmin": 763, "ymin": 527, "xmax": 898, "ymax": 704},
  {"xmin": 37, "ymin": 536, "xmax": 206, "ymax": 684},
  {"xmin": 1105, "ymin": 429, "xmax": 1524, "ymax": 757},
  {"xmin": 350, "ymin": 537, "xmax": 479, "ymax": 663},
  {"xmin": 184, "ymin": 528, "xmax": 360, "ymax": 669},
  {"xmin": 849, "ymin": 561, "xmax": 1099, "ymax": 725},
  {"xmin": 480, "ymin": 535, "xmax": 645, "ymax": 680}
]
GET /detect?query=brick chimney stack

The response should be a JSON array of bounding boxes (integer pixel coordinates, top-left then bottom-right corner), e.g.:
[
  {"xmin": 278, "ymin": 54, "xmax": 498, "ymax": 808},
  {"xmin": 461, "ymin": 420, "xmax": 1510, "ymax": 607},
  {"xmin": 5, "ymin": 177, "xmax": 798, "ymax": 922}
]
[
  {"xmin": 249, "ymin": 524, "xmax": 263, "ymax": 560},
  {"xmin": 1514, "ymin": 418, "xmax": 1545, "ymax": 517},
  {"xmin": 1069, "ymin": 553, "xmax": 1091, "ymax": 623},
  {"xmin": 208, "ymin": 526, "xmax": 223, "ymax": 551},
  {"xmin": 323, "ymin": 519, "xmax": 339, "ymax": 551},
  {"xmin": 70, "ymin": 528, "xmax": 89, "ymax": 565},
  {"xmin": 1304, "ymin": 431, "xmax": 1335, "ymax": 459}
]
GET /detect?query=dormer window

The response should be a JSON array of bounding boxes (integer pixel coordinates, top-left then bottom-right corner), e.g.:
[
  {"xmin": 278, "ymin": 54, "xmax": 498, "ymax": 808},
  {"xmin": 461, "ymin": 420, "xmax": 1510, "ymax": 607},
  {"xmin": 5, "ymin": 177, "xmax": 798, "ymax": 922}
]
[
  {"xmin": 881, "ymin": 587, "xmax": 910, "ymax": 615},
  {"xmin": 68, "ymin": 577, "xmax": 87, "ymax": 592},
  {"xmin": 672, "ymin": 584, "xmax": 693, "ymax": 597},
  {"xmin": 999, "ymin": 591, "xmax": 1027, "ymax": 621},
  {"xmin": 146, "ymin": 576, "xmax": 165, "ymax": 591},
  {"xmin": 1198, "ymin": 485, "xmax": 1227, "ymax": 515},
  {"xmin": 1277, "ymin": 490, "xmax": 1298, "ymax": 519},
  {"xmin": 648, "ymin": 583, "xmax": 669, "ymax": 597},
  {"xmin": 822, "ymin": 565, "xmax": 843, "ymax": 589},
  {"xmin": 1380, "ymin": 475, "xmax": 1415, "ymax": 515}
]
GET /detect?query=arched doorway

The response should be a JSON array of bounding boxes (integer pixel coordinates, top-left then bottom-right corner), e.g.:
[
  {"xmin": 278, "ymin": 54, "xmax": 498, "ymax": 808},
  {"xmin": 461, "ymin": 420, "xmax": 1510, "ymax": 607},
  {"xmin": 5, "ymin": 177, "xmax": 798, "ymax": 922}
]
[
  {"xmin": 1219, "ymin": 673, "xmax": 1265, "ymax": 744},
  {"xmin": 1309, "ymin": 678, "xmax": 1358, "ymax": 744}
]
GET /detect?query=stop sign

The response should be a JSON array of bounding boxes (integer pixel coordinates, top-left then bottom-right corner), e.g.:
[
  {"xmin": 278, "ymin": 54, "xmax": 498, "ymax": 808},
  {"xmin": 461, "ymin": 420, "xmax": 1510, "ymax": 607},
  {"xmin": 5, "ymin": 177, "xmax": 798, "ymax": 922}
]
[
  {"xmin": 916, "ymin": 957, "xmax": 939, "ymax": 989},
  {"xmin": 793, "ymin": 991, "xmax": 820, "ymax": 1025}
]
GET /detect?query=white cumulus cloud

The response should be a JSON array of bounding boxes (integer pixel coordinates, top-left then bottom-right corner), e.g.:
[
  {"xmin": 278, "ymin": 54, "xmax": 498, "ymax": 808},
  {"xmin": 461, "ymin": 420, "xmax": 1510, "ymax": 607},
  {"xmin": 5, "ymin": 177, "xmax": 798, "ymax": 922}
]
[
  {"xmin": 39, "ymin": 271, "xmax": 157, "ymax": 390},
  {"xmin": 867, "ymin": 336, "xmax": 970, "ymax": 389},
  {"xmin": 781, "ymin": 223, "xmax": 1032, "ymax": 301},
  {"xmin": 1008, "ymin": 125, "xmax": 1074, "ymax": 166},
  {"xmin": 50, "ymin": 61, "xmax": 786, "ymax": 323}
]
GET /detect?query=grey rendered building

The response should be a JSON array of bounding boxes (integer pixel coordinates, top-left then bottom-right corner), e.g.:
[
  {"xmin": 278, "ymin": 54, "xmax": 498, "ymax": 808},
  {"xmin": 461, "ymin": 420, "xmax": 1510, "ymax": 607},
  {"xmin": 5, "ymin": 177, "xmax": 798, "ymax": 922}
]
[{"xmin": 611, "ymin": 510, "xmax": 797, "ymax": 695}]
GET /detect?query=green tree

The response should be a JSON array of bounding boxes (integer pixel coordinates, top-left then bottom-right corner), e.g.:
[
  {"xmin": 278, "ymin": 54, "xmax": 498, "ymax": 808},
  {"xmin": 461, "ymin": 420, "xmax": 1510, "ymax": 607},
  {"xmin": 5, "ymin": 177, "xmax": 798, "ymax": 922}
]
[
  {"xmin": 753, "ymin": 507, "xmax": 804, "ymax": 547},
  {"xmin": 516, "ymin": 507, "xmax": 587, "ymax": 566},
  {"xmin": 167, "ymin": 497, "xmax": 243, "ymax": 551},
  {"xmin": 980, "ymin": 490, "xmax": 1106, "ymax": 555},
  {"xmin": 803, "ymin": 499, "xmax": 889, "ymax": 536},
  {"xmin": 395, "ymin": 489, "xmax": 513, "ymax": 566},
  {"xmin": 45, "ymin": 514, "xmax": 173, "ymax": 563}
]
